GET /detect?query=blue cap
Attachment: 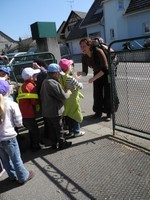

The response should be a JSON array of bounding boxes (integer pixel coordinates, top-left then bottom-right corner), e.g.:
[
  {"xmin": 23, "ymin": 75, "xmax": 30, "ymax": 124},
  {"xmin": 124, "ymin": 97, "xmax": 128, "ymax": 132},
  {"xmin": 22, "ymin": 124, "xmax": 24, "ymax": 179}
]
[
  {"xmin": 48, "ymin": 63, "xmax": 61, "ymax": 73},
  {"xmin": 0, "ymin": 67, "xmax": 11, "ymax": 75}
]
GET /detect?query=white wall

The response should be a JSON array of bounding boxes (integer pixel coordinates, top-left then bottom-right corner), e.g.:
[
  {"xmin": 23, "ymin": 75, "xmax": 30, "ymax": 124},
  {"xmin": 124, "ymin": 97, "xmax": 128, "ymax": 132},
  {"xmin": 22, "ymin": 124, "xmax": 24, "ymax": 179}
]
[
  {"xmin": 68, "ymin": 39, "xmax": 81, "ymax": 54},
  {"xmin": 86, "ymin": 24, "xmax": 105, "ymax": 40},
  {"xmin": 127, "ymin": 10, "xmax": 150, "ymax": 38},
  {"xmin": 67, "ymin": 0, "xmax": 150, "ymax": 53},
  {"xmin": 103, "ymin": 0, "xmax": 129, "ymax": 44},
  {"xmin": 0, "ymin": 35, "xmax": 17, "ymax": 54},
  {"xmin": 103, "ymin": 0, "xmax": 150, "ymax": 49}
]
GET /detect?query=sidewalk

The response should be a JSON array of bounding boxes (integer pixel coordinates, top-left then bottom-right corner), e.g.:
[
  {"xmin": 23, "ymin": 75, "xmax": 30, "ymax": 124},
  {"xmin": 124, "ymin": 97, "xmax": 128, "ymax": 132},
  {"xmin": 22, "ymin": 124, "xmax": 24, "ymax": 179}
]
[
  {"xmin": 0, "ymin": 63, "xmax": 150, "ymax": 200},
  {"xmin": 0, "ymin": 117, "xmax": 150, "ymax": 200}
]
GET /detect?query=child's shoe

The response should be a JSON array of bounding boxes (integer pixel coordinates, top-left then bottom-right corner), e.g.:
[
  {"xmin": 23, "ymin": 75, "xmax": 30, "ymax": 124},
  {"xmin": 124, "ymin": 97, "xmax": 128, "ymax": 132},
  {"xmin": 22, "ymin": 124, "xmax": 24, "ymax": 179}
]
[
  {"xmin": 58, "ymin": 141, "xmax": 72, "ymax": 150},
  {"xmin": 74, "ymin": 131, "xmax": 85, "ymax": 137},
  {"xmin": 0, "ymin": 169, "xmax": 5, "ymax": 177}
]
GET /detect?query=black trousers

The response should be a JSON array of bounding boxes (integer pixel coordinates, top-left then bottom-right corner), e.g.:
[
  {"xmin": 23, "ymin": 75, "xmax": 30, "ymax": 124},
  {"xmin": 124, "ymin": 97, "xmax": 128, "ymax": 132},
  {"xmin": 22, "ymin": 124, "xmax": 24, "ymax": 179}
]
[
  {"xmin": 44, "ymin": 116, "xmax": 66, "ymax": 146},
  {"xmin": 23, "ymin": 118, "xmax": 40, "ymax": 148},
  {"xmin": 93, "ymin": 73, "xmax": 111, "ymax": 115}
]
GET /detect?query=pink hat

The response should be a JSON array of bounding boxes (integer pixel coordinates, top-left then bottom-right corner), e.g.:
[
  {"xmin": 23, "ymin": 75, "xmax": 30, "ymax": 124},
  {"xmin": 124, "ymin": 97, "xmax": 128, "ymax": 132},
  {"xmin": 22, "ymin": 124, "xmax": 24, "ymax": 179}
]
[{"xmin": 59, "ymin": 59, "xmax": 73, "ymax": 72}]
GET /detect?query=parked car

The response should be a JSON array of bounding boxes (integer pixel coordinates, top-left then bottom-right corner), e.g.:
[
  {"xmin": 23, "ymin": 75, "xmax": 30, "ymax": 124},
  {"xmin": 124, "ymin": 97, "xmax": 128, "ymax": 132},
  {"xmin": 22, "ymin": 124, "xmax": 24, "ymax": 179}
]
[
  {"xmin": 59, "ymin": 44, "xmax": 72, "ymax": 59},
  {"xmin": 28, "ymin": 44, "xmax": 72, "ymax": 60},
  {"xmin": 6, "ymin": 52, "xmax": 27, "ymax": 66},
  {"xmin": 9, "ymin": 51, "xmax": 56, "ymax": 83},
  {"xmin": 0, "ymin": 58, "xmax": 6, "ymax": 67}
]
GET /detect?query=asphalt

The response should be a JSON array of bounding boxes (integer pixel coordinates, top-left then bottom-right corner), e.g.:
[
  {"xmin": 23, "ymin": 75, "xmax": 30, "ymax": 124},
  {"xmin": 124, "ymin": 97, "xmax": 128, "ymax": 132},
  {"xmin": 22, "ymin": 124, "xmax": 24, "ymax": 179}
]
[{"xmin": 0, "ymin": 63, "xmax": 150, "ymax": 200}]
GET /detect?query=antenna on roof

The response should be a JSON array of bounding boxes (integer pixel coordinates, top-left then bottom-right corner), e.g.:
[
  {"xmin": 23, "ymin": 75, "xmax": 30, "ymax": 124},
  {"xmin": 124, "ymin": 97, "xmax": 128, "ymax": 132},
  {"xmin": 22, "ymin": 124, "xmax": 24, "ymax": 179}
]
[{"xmin": 67, "ymin": 0, "xmax": 74, "ymax": 10}]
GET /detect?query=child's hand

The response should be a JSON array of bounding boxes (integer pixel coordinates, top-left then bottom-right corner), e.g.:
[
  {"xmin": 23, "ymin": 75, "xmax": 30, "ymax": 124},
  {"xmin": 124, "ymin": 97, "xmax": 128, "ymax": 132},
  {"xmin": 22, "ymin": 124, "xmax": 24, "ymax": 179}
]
[
  {"xmin": 73, "ymin": 73, "xmax": 78, "ymax": 79},
  {"xmin": 77, "ymin": 72, "xmax": 82, "ymax": 77},
  {"xmin": 33, "ymin": 62, "xmax": 40, "ymax": 69},
  {"xmin": 66, "ymin": 90, "xmax": 72, "ymax": 96}
]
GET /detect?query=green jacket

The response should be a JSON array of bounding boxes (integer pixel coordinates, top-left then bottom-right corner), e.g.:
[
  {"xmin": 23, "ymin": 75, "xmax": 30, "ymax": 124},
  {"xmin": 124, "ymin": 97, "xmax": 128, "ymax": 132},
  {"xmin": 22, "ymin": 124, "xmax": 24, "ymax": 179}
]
[{"xmin": 60, "ymin": 74, "xmax": 84, "ymax": 123}]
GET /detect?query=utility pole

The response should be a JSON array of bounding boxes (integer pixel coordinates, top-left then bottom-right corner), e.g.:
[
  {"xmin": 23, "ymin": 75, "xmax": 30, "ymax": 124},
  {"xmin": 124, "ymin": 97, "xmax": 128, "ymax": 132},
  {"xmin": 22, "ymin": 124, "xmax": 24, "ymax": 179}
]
[{"xmin": 67, "ymin": 0, "xmax": 74, "ymax": 10}]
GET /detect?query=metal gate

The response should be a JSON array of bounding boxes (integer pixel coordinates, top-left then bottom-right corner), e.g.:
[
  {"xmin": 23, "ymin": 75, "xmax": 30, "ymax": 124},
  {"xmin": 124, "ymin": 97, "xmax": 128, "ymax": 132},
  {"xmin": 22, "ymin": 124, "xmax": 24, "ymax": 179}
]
[{"xmin": 108, "ymin": 35, "xmax": 150, "ymax": 140}]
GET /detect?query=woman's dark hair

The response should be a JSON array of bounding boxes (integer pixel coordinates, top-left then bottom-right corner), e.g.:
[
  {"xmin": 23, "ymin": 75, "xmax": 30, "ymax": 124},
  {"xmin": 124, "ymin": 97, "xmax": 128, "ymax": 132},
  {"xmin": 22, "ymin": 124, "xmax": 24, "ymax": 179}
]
[
  {"xmin": 79, "ymin": 37, "xmax": 99, "ymax": 64},
  {"xmin": 79, "ymin": 37, "xmax": 94, "ymax": 50}
]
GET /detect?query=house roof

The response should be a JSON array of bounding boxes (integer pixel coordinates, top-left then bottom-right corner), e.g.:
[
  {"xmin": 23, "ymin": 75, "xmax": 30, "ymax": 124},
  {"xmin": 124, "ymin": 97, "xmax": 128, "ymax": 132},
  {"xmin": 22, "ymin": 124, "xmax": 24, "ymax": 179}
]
[
  {"xmin": 0, "ymin": 31, "xmax": 17, "ymax": 42},
  {"xmin": 61, "ymin": 10, "xmax": 87, "ymax": 33},
  {"xmin": 66, "ymin": 20, "xmax": 87, "ymax": 41},
  {"xmin": 57, "ymin": 21, "xmax": 66, "ymax": 33},
  {"xmin": 7, "ymin": 37, "xmax": 35, "ymax": 53},
  {"xmin": 80, "ymin": 0, "xmax": 103, "ymax": 27},
  {"xmin": 125, "ymin": 0, "xmax": 150, "ymax": 15}
]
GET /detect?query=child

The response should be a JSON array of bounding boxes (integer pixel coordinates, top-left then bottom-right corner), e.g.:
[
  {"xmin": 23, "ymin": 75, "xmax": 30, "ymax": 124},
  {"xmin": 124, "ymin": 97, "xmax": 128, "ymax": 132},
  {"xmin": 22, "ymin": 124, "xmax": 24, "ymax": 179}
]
[
  {"xmin": 17, "ymin": 67, "xmax": 43, "ymax": 152},
  {"xmin": 59, "ymin": 58, "xmax": 85, "ymax": 138},
  {"xmin": 32, "ymin": 59, "xmax": 49, "ymax": 139},
  {"xmin": 0, "ymin": 79, "xmax": 34, "ymax": 184},
  {"xmin": 40, "ymin": 63, "xmax": 72, "ymax": 150},
  {"xmin": 0, "ymin": 66, "xmax": 18, "ymax": 101},
  {"xmin": 0, "ymin": 66, "xmax": 11, "ymax": 81}
]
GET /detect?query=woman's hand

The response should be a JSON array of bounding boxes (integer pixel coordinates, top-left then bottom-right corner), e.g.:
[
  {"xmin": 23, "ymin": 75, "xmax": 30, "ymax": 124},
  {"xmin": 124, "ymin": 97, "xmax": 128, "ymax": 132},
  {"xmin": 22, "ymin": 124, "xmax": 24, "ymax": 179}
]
[
  {"xmin": 88, "ymin": 77, "xmax": 95, "ymax": 83},
  {"xmin": 77, "ymin": 72, "xmax": 86, "ymax": 77}
]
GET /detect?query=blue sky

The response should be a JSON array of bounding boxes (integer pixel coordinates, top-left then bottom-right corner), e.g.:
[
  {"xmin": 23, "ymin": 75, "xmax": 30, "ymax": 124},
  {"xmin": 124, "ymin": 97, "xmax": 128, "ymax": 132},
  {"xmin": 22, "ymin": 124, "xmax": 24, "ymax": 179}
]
[{"xmin": 1, "ymin": 0, "xmax": 94, "ymax": 41}]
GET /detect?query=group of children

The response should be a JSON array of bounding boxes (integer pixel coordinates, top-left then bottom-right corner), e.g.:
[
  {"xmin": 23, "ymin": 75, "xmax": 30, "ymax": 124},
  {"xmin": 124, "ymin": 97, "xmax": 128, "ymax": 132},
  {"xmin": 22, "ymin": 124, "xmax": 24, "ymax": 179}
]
[{"xmin": 0, "ymin": 57, "xmax": 85, "ymax": 184}]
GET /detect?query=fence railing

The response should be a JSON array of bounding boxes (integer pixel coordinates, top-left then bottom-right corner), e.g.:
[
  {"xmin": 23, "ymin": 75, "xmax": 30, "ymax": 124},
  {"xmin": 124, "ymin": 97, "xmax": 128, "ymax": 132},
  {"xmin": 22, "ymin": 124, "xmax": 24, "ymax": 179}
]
[{"xmin": 108, "ymin": 35, "xmax": 150, "ymax": 140}]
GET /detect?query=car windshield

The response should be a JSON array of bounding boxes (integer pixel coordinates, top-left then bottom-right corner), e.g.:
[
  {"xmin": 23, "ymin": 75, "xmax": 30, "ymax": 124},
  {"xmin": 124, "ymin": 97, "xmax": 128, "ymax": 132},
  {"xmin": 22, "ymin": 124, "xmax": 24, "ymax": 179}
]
[
  {"xmin": 10, "ymin": 52, "xmax": 56, "ymax": 83},
  {"xmin": 0, "ymin": 58, "xmax": 7, "ymax": 67}
]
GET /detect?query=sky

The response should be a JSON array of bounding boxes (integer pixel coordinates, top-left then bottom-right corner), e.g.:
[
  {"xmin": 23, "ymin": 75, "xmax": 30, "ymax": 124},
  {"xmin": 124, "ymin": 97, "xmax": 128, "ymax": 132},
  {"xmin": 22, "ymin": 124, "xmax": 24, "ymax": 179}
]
[{"xmin": 1, "ymin": 0, "xmax": 94, "ymax": 41}]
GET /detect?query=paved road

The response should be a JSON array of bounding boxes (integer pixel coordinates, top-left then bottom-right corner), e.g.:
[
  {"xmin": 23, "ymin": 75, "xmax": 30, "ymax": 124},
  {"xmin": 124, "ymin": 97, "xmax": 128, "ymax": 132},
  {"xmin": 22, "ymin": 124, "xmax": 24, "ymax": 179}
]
[{"xmin": 0, "ymin": 63, "xmax": 150, "ymax": 200}]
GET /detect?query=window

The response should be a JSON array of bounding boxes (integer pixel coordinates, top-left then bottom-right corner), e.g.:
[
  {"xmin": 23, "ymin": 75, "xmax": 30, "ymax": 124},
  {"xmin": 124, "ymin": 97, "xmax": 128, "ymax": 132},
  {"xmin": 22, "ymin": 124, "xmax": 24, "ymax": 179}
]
[
  {"xmin": 89, "ymin": 32, "xmax": 101, "ymax": 39},
  {"xmin": 143, "ymin": 22, "xmax": 150, "ymax": 34},
  {"xmin": 118, "ymin": 0, "xmax": 124, "ymax": 9},
  {"xmin": 110, "ymin": 29, "xmax": 115, "ymax": 40},
  {"xmin": 95, "ymin": 7, "xmax": 103, "ymax": 14},
  {"xmin": 67, "ymin": 24, "xmax": 75, "ymax": 32}
]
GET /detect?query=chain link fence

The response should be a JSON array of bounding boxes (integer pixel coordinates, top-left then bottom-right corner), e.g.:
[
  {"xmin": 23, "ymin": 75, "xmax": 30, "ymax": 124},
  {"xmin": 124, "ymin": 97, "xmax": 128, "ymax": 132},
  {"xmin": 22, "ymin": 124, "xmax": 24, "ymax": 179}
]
[{"xmin": 109, "ymin": 35, "xmax": 150, "ymax": 140}]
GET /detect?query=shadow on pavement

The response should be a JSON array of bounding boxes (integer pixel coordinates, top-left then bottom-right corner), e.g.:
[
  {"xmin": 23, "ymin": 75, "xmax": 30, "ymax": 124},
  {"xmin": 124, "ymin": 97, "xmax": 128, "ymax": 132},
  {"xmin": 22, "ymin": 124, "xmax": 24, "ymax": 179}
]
[
  {"xmin": 0, "ymin": 134, "xmax": 149, "ymax": 199},
  {"xmin": 0, "ymin": 178, "xmax": 22, "ymax": 194},
  {"xmin": 81, "ymin": 114, "xmax": 110, "ymax": 127}
]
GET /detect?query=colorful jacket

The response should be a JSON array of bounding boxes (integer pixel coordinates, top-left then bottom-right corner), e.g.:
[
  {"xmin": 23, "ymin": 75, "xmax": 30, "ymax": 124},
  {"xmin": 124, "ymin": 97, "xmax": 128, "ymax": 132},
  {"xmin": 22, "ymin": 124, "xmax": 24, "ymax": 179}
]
[
  {"xmin": 17, "ymin": 80, "xmax": 39, "ymax": 118},
  {"xmin": 60, "ymin": 74, "xmax": 84, "ymax": 123}
]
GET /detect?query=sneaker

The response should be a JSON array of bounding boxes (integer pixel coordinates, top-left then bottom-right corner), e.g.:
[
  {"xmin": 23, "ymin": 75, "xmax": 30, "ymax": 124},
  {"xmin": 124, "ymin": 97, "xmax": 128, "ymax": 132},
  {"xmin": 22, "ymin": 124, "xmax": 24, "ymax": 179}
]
[
  {"xmin": 106, "ymin": 114, "xmax": 111, "ymax": 121},
  {"xmin": 20, "ymin": 170, "xmax": 35, "ymax": 185},
  {"xmin": 74, "ymin": 131, "xmax": 85, "ymax": 137},
  {"xmin": 58, "ymin": 141, "xmax": 72, "ymax": 150},
  {"xmin": 106, "ymin": 117, "xmax": 111, "ymax": 121},
  {"xmin": 0, "ymin": 169, "xmax": 5, "ymax": 177},
  {"xmin": 39, "ymin": 142, "xmax": 46, "ymax": 149},
  {"xmin": 65, "ymin": 132, "xmax": 74, "ymax": 139},
  {"xmin": 51, "ymin": 144, "xmax": 58, "ymax": 150}
]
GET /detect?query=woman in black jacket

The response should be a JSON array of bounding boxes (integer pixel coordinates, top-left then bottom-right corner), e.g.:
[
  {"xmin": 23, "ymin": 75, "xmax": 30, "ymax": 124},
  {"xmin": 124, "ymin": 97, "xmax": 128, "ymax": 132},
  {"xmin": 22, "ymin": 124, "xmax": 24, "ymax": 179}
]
[{"xmin": 77, "ymin": 37, "xmax": 111, "ymax": 121}]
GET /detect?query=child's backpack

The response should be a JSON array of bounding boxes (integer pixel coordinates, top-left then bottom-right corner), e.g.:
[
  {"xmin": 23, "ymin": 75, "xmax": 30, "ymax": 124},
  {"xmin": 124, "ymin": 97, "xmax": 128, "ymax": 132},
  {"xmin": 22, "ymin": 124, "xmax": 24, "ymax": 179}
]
[{"xmin": 92, "ymin": 37, "xmax": 119, "ymax": 76}]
